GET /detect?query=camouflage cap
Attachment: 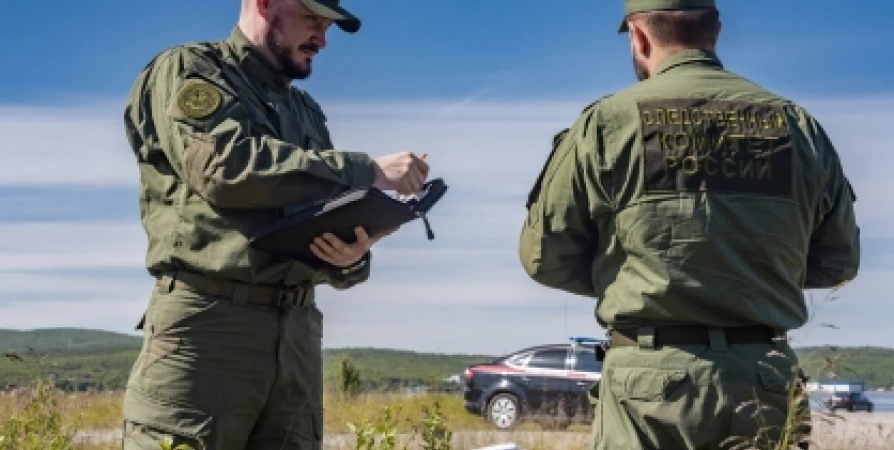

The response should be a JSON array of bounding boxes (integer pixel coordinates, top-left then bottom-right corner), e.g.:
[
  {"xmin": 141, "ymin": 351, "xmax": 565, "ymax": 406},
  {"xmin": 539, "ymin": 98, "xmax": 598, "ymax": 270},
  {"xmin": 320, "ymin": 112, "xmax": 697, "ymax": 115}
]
[
  {"xmin": 301, "ymin": 0, "xmax": 361, "ymax": 33},
  {"xmin": 619, "ymin": 0, "xmax": 716, "ymax": 33}
]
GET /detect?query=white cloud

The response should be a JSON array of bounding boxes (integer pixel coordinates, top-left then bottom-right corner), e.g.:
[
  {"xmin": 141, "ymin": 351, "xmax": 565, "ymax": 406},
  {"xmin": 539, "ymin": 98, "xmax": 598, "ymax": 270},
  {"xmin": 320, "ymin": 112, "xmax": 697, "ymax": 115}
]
[
  {"xmin": 0, "ymin": 96, "xmax": 892, "ymax": 354},
  {"xmin": 790, "ymin": 266, "xmax": 894, "ymax": 348},
  {"xmin": 0, "ymin": 222, "xmax": 145, "ymax": 271},
  {"xmin": 0, "ymin": 298, "xmax": 147, "ymax": 335},
  {"xmin": 0, "ymin": 105, "xmax": 137, "ymax": 186},
  {"xmin": 792, "ymin": 98, "xmax": 894, "ymax": 239}
]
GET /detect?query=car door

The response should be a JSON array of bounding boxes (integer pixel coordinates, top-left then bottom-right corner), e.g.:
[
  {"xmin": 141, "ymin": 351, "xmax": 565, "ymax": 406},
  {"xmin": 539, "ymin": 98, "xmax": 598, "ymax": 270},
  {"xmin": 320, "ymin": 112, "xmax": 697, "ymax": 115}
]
[
  {"xmin": 856, "ymin": 393, "xmax": 872, "ymax": 411},
  {"xmin": 521, "ymin": 347, "xmax": 572, "ymax": 417},
  {"xmin": 568, "ymin": 348, "xmax": 603, "ymax": 420}
]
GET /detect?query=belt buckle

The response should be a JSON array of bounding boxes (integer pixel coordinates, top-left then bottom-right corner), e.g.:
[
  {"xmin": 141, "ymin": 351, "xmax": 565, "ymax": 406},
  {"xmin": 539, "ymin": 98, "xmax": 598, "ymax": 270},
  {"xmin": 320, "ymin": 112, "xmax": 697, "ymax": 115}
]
[{"xmin": 278, "ymin": 286, "xmax": 305, "ymax": 310}]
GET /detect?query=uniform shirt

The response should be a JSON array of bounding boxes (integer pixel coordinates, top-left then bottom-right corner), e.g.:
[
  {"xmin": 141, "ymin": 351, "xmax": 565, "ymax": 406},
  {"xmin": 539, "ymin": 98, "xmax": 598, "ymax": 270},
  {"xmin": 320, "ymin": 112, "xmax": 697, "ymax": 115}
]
[
  {"xmin": 520, "ymin": 49, "xmax": 860, "ymax": 331},
  {"xmin": 124, "ymin": 27, "xmax": 374, "ymax": 290}
]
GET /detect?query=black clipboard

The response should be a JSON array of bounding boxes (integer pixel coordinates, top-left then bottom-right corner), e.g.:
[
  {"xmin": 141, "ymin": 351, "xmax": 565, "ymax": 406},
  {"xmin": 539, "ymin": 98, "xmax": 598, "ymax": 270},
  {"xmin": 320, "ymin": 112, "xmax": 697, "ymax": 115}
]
[{"xmin": 249, "ymin": 178, "xmax": 448, "ymax": 264}]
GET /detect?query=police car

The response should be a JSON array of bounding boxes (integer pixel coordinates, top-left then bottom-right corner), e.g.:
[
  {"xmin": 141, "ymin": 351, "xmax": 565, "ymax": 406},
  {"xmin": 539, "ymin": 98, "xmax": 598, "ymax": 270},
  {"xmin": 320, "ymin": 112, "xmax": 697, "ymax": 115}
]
[{"xmin": 463, "ymin": 337, "xmax": 605, "ymax": 429}]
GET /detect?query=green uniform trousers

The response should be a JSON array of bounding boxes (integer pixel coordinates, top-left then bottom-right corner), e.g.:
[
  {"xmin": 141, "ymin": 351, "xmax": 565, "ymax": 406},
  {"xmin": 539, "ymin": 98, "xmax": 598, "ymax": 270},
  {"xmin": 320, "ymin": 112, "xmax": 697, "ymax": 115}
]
[
  {"xmin": 591, "ymin": 332, "xmax": 810, "ymax": 450},
  {"xmin": 122, "ymin": 279, "xmax": 323, "ymax": 450}
]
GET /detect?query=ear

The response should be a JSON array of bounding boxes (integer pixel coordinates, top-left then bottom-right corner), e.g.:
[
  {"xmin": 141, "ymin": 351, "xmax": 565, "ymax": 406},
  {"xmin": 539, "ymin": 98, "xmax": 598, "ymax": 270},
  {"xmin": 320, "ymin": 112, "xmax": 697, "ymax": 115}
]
[
  {"xmin": 630, "ymin": 22, "xmax": 652, "ymax": 59},
  {"xmin": 713, "ymin": 19, "xmax": 723, "ymax": 44},
  {"xmin": 256, "ymin": 0, "xmax": 274, "ymax": 18}
]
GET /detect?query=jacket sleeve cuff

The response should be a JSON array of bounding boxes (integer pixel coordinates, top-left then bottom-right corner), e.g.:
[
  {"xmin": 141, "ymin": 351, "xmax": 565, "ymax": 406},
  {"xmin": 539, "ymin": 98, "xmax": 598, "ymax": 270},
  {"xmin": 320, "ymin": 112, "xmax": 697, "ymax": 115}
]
[
  {"xmin": 341, "ymin": 151, "xmax": 376, "ymax": 190},
  {"xmin": 325, "ymin": 252, "xmax": 372, "ymax": 290}
]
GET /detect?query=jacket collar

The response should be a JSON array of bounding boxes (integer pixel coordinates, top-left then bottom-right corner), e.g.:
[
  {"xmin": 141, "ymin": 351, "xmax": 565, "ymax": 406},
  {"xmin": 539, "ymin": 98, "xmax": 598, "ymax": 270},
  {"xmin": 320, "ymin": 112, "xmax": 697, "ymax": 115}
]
[
  {"xmin": 226, "ymin": 27, "xmax": 291, "ymax": 94},
  {"xmin": 654, "ymin": 48, "xmax": 723, "ymax": 76}
]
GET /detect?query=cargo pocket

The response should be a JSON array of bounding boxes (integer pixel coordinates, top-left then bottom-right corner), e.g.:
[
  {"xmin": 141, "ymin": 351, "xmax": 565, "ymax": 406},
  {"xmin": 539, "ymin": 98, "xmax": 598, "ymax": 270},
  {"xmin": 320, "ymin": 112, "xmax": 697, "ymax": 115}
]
[
  {"xmin": 603, "ymin": 367, "xmax": 692, "ymax": 450},
  {"xmin": 123, "ymin": 395, "xmax": 214, "ymax": 450},
  {"xmin": 147, "ymin": 289, "xmax": 223, "ymax": 337},
  {"xmin": 143, "ymin": 334, "xmax": 180, "ymax": 372},
  {"xmin": 313, "ymin": 411, "xmax": 323, "ymax": 448},
  {"xmin": 123, "ymin": 289, "xmax": 224, "ymax": 447},
  {"xmin": 756, "ymin": 363, "xmax": 807, "ymax": 424},
  {"xmin": 307, "ymin": 307, "xmax": 324, "ymax": 410},
  {"xmin": 135, "ymin": 289, "xmax": 221, "ymax": 380},
  {"xmin": 286, "ymin": 411, "xmax": 322, "ymax": 450},
  {"xmin": 610, "ymin": 367, "xmax": 688, "ymax": 401},
  {"xmin": 284, "ymin": 306, "xmax": 324, "ymax": 412},
  {"xmin": 757, "ymin": 365, "xmax": 790, "ymax": 394},
  {"xmin": 728, "ymin": 365, "xmax": 796, "ymax": 447}
]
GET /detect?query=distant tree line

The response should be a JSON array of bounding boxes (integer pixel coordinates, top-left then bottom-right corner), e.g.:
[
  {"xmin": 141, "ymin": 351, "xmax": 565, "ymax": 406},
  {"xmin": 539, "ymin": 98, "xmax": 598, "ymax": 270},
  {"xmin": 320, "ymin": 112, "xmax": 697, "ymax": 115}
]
[{"xmin": 2, "ymin": 329, "xmax": 893, "ymax": 392}]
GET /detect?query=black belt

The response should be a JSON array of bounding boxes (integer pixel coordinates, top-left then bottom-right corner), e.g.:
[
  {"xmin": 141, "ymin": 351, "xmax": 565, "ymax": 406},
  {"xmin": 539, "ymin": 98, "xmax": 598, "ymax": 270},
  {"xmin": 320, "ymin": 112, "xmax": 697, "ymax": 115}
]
[
  {"xmin": 156, "ymin": 271, "xmax": 311, "ymax": 310},
  {"xmin": 611, "ymin": 325, "xmax": 782, "ymax": 348}
]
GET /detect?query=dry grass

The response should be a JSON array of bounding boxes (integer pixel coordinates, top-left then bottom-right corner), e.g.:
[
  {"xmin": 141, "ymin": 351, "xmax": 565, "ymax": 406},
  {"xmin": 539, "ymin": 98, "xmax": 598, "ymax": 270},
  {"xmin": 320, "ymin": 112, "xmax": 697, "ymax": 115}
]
[
  {"xmin": 3, "ymin": 390, "xmax": 893, "ymax": 450},
  {"xmin": 324, "ymin": 391, "xmax": 493, "ymax": 434},
  {"xmin": 0, "ymin": 378, "xmax": 122, "ymax": 450},
  {"xmin": 807, "ymin": 411, "xmax": 894, "ymax": 450},
  {"xmin": 0, "ymin": 390, "xmax": 122, "ymax": 430}
]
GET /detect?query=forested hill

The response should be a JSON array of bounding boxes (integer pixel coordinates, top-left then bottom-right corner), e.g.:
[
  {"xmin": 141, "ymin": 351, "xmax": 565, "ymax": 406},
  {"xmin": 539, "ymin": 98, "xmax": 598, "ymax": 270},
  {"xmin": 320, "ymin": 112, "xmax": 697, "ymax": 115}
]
[
  {"xmin": 796, "ymin": 346, "xmax": 894, "ymax": 389},
  {"xmin": 0, "ymin": 329, "xmax": 493, "ymax": 391},
  {"xmin": 1, "ymin": 329, "xmax": 893, "ymax": 390},
  {"xmin": 0, "ymin": 328, "xmax": 141, "ymax": 353},
  {"xmin": 322, "ymin": 347, "xmax": 495, "ymax": 388}
]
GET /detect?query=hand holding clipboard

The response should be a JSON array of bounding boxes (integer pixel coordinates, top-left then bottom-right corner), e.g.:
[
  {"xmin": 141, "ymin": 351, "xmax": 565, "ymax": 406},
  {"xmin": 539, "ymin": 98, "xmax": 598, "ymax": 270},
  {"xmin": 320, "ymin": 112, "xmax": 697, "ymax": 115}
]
[{"xmin": 248, "ymin": 152, "xmax": 447, "ymax": 267}]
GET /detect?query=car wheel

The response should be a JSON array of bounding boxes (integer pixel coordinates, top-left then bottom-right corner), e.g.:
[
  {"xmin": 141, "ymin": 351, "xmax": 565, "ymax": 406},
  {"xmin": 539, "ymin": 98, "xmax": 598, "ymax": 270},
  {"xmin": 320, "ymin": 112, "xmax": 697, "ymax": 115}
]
[
  {"xmin": 868, "ymin": 405, "xmax": 874, "ymax": 413},
  {"xmin": 487, "ymin": 393, "xmax": 521, "ymax": 430},
  {"xmin": 848, "ymin": 404, "xmax": 855, "ymax": 412}
]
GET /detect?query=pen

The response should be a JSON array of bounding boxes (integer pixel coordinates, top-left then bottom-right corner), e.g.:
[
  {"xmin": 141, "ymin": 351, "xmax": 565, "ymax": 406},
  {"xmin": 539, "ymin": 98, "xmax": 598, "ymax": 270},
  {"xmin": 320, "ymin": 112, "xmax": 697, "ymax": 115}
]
[{"xmin": 397, "ymin": 153, "xmax": 428, "ymax": 201}]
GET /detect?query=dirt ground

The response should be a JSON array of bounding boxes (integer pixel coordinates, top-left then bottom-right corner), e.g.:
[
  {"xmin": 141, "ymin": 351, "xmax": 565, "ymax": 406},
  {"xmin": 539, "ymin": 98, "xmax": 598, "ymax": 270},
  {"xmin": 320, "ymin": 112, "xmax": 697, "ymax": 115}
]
[{"xmin": 76, "ymin": 412, "xmax": 894, "ymax": 450}]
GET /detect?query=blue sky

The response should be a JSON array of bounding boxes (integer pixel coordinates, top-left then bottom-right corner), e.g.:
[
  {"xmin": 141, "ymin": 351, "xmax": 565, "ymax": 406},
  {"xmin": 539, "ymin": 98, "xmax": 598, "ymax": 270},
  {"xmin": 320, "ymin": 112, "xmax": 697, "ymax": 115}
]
[
  {"xmin": 0, "ymin": 1, "xmax": 892, "ymax": 354},
  {"xmin": 2, "ymin": 1, "xmax": 892, "ymax": 104}
]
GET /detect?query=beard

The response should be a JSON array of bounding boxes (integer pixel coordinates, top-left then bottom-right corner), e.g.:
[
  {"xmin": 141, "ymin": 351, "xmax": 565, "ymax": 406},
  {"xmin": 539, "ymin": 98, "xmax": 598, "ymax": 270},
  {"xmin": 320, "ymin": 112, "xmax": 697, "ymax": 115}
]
[
  {"xmin": 633, "ymin": 55, "xmax": 649, "ymax": 81},
  {"xmin": 266, "ymin": 17, "xmax": 313, "ymax": 80}
]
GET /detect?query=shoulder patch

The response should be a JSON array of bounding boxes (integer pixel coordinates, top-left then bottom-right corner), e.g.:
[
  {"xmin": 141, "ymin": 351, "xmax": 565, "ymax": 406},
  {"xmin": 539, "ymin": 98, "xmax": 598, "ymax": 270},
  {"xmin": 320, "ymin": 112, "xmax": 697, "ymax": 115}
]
[{"xmin": 176, "ymin": 80, "xmax": 222, "ymax": 120}]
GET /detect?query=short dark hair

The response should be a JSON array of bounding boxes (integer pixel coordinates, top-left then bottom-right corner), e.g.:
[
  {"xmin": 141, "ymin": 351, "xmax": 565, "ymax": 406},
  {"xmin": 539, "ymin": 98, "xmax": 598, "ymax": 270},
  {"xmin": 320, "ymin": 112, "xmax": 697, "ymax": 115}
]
[{"xmin": 631, "ymin": 8, "xmax": 720, "ymax": 47}]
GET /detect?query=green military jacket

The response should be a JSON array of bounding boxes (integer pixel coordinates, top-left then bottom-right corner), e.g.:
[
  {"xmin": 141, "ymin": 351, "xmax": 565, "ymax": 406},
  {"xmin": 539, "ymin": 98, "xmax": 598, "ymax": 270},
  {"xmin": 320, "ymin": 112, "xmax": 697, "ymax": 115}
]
[
  {"xmin": 520, "ymin": 49, "xmax": 860, "ymax": 331},
  {"xmin": 124, "ymin": 27, "xmax": 375, "ymax": 291}
]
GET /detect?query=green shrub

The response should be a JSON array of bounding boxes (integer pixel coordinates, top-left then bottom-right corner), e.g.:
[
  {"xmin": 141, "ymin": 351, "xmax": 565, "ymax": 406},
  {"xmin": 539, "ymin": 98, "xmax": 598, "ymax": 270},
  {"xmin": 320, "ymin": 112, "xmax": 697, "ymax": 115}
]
[{"xmin": 0, "ymin": 359, "xmax": 76, "ymax": 450}]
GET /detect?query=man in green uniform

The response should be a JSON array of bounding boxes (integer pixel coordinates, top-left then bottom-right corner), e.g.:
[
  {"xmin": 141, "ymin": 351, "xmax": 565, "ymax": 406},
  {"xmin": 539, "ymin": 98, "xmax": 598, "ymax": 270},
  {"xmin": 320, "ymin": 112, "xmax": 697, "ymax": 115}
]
[
  {"xmin": 121, "ymin": 1, "xmax": 430, "ymax": 448},
  {"xmin": 519, "ymin": 1, "xmax": 860, "ymax": 448}
]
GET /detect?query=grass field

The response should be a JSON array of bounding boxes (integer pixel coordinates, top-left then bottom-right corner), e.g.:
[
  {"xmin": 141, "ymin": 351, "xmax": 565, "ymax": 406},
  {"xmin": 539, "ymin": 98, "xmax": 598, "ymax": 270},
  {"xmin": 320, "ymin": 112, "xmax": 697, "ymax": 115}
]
[{"xmin": 3, "ymin": 389, "xmax": 893, "ymax": 450}]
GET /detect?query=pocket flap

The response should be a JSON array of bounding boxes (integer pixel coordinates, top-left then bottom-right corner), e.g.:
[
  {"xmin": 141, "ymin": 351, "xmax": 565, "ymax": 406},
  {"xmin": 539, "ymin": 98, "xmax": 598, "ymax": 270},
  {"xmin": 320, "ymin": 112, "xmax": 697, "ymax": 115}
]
[
  {"xmin": 757, "ymin": 365, "xmax": 790, "ymax": 394},
  {"xmin": 610, "ymin": 367, "xmax": 688, "ymax": 401}
]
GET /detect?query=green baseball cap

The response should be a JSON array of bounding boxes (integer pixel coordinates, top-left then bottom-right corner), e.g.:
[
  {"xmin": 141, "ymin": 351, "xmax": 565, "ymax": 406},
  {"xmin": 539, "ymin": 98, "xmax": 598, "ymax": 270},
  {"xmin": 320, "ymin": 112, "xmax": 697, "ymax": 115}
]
[
  {"xmin": 301, "ymin": 0, "xmax": 361, "ymax": 33},
  {"xmin": 619, "ymin": 0, "xmax": 716, "ymax": 33}
]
